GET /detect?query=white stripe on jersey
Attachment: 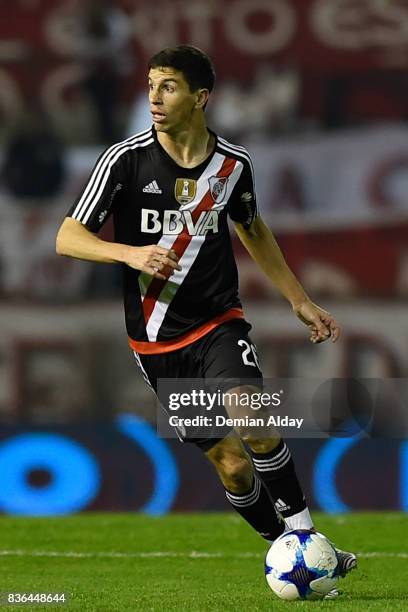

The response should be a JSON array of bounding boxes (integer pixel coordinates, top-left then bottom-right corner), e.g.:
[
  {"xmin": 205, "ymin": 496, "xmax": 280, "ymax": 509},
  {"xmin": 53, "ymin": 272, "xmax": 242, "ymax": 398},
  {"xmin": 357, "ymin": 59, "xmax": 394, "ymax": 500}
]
[
  {"xmin": 217, "ymin": 138, "xmax": 256, "ymax": 188},
  {"xmin": 73, "ymin": 127, "xmax": 152, "ymax": 221},
  {"xmin": 218, "ymin": 136, "xmax": 247, "ymax": 152},
  {"xmin": 81, "ymin": 136, "xmax": 154, "ymax": 224},
  {"xmin": 145, "ymin": 155, "xmax": 244, "ymax": 342},
  {"xmin": 72, "ymin": 129, "xmax": 153, "ymax": 223},
  {"xmin": 138, "ymin": 151, "xmax": 229, "ymax": 301}
]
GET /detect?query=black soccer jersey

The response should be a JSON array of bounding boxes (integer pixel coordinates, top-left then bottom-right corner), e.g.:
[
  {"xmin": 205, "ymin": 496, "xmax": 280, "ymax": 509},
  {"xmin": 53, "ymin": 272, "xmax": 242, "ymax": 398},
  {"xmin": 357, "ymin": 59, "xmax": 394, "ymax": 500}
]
[{"xmin": 68, "ymin": 127, "xmax": 258, "ymax": 353}]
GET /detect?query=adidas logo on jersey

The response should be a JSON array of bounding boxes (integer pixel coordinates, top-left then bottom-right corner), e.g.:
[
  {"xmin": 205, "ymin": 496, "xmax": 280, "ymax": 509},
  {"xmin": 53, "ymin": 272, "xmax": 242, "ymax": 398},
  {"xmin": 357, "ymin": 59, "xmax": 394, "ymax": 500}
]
[
  {"xmin": 142, "ymin": 180, "xmax": 162, "ymax": 194},
  {"xmin": 141, "ymin": 208, "xmax": 219, "ymax": 236}
]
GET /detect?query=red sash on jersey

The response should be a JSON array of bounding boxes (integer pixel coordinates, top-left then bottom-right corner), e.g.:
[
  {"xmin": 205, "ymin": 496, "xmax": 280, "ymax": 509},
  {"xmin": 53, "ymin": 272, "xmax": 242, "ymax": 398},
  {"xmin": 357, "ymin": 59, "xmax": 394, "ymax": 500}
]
[
  {"xmin": 141, "ymin": 156, "xmax": 237, "ymax": 331},
  {"xmin": 128, "ymin": 307, "xmax": 244, "ymax": 355}
]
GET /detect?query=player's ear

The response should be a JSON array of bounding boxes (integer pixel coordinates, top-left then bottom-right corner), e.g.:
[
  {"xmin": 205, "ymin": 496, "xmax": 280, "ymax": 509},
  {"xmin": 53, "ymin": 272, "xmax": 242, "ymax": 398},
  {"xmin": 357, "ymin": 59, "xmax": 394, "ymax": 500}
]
[{"xmin": 195, "ymin": 88, "xmax": 209, "ymax": 110}]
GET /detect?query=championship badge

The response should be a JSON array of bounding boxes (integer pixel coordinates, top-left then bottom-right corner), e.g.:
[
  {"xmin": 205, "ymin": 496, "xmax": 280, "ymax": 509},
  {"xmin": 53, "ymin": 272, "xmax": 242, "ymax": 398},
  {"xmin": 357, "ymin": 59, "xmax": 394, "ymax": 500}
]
[{"xmin": 174, "ymin": 178, "xmax": 197, "ymax": 205}]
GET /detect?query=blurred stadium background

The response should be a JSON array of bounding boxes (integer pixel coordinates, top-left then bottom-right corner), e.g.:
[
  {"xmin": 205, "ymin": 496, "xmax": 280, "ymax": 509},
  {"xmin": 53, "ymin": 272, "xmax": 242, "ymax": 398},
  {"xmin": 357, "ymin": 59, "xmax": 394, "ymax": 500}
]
[{"xmin": 0, "ymin": 0, "xmax": 407, "ymax": 517}]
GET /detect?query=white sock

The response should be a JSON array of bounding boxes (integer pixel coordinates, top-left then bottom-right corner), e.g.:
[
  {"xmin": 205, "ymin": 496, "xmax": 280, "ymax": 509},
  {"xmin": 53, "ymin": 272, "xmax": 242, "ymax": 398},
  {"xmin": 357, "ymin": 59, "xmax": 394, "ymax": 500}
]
[
  {"xmin": 284, "ymin": 507, "xmax": 314, "ymax": 530},
  {"xmin": 266, "ymin": 508, "xmax": 314, "ymax": 545}
]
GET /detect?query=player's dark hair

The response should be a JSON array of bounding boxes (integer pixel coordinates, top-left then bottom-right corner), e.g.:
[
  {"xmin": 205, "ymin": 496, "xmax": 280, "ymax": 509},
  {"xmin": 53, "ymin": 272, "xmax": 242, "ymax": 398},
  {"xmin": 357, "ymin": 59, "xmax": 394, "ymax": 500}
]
[{"xmin": 148, "ymin": 45, "xmax": 216, "ymax": 95}]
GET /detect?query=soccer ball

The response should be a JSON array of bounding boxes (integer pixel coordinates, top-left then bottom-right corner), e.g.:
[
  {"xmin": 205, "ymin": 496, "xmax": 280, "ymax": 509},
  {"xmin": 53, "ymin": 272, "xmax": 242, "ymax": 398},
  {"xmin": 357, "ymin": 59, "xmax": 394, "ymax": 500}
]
[{"xmin": 265, "ymin": 529, "xmax": 339, "ymax": 600}]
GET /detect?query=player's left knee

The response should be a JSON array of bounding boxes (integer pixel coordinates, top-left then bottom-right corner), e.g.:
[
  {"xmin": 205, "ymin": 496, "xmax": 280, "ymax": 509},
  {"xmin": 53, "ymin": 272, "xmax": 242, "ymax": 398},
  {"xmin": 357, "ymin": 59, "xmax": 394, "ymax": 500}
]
[
  {"xmin": 225, "ymin": 384, "xmax": 262, "ymax": 408},
  {"xmin": 245, "ymin": 436, "xmax": 281, "ymax": 454}
]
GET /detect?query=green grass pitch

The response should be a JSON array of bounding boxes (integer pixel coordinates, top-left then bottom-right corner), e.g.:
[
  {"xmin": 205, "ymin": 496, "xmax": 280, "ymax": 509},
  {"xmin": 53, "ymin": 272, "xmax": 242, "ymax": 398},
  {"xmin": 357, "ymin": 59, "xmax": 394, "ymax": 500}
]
[{"xmin": 0, "ymin": 512, "xmax": 407, "ymax": 611}]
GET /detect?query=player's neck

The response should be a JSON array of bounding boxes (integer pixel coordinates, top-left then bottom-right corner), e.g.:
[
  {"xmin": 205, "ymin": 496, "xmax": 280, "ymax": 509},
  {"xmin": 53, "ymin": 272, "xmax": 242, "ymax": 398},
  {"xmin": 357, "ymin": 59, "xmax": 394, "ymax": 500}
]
[{"xmin": 156, "ymin": 116, "xmax": 214, "ymax": 169}]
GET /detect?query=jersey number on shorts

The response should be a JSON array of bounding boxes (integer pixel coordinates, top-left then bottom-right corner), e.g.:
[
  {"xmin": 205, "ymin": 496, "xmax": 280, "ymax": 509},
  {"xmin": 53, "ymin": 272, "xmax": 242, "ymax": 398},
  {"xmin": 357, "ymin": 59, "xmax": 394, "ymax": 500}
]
[{"xmin": 238, "ymin": 339, "xmax": 260, "ymax": 369}]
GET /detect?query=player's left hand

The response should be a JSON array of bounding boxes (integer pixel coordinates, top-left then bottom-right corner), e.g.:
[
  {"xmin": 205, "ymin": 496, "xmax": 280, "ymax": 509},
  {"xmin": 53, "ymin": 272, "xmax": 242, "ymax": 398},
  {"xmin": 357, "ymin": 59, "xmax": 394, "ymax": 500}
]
[{"xmin": 292, "ymin": 300, "xmax": 340, "ymax": 344}]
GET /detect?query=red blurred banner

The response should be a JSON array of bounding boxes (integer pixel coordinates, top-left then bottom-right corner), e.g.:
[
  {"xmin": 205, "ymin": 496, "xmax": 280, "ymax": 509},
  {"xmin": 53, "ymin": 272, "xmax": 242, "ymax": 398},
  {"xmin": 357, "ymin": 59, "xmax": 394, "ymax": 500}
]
[
  {"xmin": 1, "ymin": 0, "xmax": 408, "ymax": 102},
  {"xmin": 234, "ymin": 221, "xmax": 408, "ymax": 300}
]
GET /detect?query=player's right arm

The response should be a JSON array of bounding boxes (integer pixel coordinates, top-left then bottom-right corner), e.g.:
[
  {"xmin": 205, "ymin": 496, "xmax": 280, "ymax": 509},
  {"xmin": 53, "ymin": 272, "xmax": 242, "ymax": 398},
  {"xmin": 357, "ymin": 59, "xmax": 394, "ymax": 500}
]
[
  {"xmin": 55, "ymin": 141, "xmax": 180, "ymax": 280},
  {"xmin": 56, "ymin": 217, "xmax": 180, "ymax": 280}
]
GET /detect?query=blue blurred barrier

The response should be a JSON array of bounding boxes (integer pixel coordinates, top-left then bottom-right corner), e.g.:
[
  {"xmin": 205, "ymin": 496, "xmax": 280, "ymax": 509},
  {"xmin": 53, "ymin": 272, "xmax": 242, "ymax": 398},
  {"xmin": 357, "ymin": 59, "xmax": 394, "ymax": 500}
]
[{"xmin": 0, "ymin": 418, "xmax": 405, "ymax": 515}]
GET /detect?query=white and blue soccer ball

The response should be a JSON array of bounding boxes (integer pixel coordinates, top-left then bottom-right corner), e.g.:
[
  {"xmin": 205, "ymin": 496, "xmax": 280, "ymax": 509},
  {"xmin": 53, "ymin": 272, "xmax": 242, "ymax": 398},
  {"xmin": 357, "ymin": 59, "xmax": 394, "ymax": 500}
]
[{"xmin": 265, "ymin": 529, "xmax": 339, "ymax": 600}]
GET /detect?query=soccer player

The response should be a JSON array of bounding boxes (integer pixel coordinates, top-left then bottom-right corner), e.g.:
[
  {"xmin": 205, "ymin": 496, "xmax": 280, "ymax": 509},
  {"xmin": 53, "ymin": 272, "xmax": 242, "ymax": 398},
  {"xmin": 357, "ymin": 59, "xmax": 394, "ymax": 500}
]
[{"xmin": 56, "ymin": 46, "xmax": 356, "ymax": 581}]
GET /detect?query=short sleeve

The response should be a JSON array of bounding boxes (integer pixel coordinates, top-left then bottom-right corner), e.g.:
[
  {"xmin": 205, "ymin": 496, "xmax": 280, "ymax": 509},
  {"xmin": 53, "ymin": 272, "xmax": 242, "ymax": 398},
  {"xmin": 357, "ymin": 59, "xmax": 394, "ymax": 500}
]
[
  {"xmin": 66, "ymin": 145, "xmax": 128, "ymax": 233},
  {"xmin": 227, "ymin": 155, "xmax": 258, "ymax": 229}
]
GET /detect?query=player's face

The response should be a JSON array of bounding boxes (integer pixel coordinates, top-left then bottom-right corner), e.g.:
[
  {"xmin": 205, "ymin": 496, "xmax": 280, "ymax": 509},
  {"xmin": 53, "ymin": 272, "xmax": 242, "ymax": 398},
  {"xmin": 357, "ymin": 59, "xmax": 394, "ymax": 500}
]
[{"xmin": 148, "ymin": 67, "xmax": 202, "ymax": 134}]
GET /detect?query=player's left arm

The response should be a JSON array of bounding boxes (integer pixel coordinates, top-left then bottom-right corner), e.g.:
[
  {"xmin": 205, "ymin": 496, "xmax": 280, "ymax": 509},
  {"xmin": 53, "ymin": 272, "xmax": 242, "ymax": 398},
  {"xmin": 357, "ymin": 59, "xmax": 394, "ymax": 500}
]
[{"xmin": 234, "ymin": 215, "xmax": 340, "ymax": 344}]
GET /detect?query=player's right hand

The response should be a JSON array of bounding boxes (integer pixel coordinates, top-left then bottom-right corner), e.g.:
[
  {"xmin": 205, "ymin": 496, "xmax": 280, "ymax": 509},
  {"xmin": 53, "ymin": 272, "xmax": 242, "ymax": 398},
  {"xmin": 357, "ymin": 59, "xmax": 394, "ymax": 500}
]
[
  {"xmin": 125, "ymin": 245, "xmax": 182, "ymax": 280},
  {"xmin": 292, "ymin": 300, "xmax": 340, "ymax": 344}
]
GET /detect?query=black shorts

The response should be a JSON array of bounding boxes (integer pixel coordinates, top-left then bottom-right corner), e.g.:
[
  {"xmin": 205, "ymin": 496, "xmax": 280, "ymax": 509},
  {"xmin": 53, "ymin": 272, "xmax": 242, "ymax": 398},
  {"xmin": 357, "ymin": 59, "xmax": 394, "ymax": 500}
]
[{"xmin": 133, "ymin": 319, "xmax": 263, "ymax": 451}]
